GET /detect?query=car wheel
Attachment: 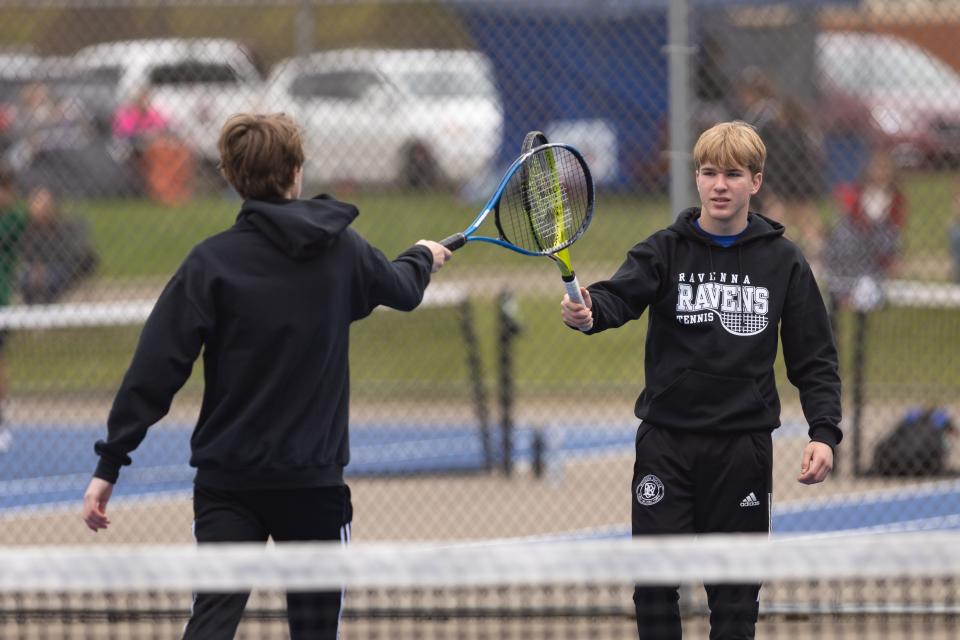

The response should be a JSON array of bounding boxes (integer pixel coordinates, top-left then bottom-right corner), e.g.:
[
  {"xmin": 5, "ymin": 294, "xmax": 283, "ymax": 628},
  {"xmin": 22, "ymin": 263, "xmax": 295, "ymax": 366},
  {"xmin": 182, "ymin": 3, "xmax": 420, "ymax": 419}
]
[{"xmin": 402, "ymin": 143, "xmax": 438, "ymax": 189}]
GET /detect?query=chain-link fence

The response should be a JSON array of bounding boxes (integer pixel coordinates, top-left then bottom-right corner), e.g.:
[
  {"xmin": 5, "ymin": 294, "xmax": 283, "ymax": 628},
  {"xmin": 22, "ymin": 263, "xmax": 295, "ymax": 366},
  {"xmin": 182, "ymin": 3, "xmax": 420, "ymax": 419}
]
[{"xmin": 0, "ymin": 0, "xmax": 959, "ymax": 548}]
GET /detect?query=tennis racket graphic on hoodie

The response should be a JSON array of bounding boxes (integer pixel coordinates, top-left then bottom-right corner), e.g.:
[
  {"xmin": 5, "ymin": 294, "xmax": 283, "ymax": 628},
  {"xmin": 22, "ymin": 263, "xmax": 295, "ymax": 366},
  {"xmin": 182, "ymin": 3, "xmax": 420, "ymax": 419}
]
[{"xmin": 716, "ymin": 310, "xmax": 768, "ymax": 336}]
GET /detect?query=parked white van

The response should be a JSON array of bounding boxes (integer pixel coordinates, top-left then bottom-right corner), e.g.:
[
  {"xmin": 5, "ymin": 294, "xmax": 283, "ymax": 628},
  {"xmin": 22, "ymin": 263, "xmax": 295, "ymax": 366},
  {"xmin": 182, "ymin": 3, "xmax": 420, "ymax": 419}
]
[{"xmin": 262, "ymin": 48, "xmax": 504, "ymax": 188}]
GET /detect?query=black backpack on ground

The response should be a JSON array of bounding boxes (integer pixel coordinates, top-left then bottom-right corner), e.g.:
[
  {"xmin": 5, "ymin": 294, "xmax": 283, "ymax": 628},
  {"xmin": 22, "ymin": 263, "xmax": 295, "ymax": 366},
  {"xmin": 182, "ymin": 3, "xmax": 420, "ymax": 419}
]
[{"xmin": 871, "ymin": 408, "xmax": 955, "ymax": 477}]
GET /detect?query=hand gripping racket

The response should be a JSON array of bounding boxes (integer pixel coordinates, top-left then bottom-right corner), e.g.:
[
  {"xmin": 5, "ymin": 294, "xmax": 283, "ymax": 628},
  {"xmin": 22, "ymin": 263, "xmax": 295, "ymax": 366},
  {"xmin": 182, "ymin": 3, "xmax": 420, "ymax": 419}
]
[{"xmin": 440, "ymin": 139, "xmax": 595, "ymax": 307}]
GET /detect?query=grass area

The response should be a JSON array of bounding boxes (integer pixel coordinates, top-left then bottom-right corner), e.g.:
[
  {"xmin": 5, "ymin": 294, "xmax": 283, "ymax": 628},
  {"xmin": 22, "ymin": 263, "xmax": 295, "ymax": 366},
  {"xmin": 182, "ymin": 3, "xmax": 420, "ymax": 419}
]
[
  {"xmin": 9, "ymin": 174, "xmax": 960, "ymax": 401},
  {"xmin": 77, "ymin": 168, "xmax": 958, "ymax": 279},
  {"xmin": 900, "ymin": 170, "xmax": 959, "ymax": 254},
  {"xmin": 511, "ymin": 296, "xmax": 960, "ymax": 397},
  {"xmin": 76, "ymin": 190, "xmax": 671, "ymax": 279},
  {"xmin": 8, "ymin": 289, "xmax": 960, "ymax": 403}
]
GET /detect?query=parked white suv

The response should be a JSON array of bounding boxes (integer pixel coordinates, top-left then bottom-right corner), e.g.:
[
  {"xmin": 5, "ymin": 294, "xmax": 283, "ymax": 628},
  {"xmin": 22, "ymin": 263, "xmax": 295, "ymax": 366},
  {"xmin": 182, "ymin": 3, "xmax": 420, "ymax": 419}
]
[
  {"xmin": 262, "ymin": 48, "xmax": 503, "ymax": 188},
  {"xmin": 71, "ymin": 38, "xmax": 264, "ymax": 163}
]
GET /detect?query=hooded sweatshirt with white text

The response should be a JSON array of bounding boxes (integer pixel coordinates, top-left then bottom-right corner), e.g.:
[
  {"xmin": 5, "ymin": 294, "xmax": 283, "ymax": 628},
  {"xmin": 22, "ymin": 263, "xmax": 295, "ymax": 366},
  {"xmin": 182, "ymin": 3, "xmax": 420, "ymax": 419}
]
[{"xmin": 585, "ymin": 208, "xmax": 841, "ymax": 448}]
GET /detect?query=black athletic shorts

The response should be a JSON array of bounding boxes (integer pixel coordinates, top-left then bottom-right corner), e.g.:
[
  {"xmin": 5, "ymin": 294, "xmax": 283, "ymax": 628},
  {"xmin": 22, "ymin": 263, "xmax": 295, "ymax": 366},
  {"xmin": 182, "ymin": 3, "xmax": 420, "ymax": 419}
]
[{"xmin": 631, "ymin": 424, "xmax": 773, "ymax": 536}]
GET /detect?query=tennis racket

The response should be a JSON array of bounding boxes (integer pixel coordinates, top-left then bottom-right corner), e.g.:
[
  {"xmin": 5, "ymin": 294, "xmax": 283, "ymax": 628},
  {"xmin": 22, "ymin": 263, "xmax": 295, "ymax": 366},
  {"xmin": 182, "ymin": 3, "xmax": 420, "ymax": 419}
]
[
  {"xmin": 517, "ymin": 130, "xmax": 590, "ymax": 308},
  {"xmin": 440, "ymin": 140, "xmax": 595, "ymax": 307}
]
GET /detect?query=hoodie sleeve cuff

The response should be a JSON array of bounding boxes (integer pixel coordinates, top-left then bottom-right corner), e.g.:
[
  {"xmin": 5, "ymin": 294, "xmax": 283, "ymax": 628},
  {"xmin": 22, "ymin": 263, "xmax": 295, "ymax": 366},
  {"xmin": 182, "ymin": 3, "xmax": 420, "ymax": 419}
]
[
  {"xmin": 94, "ymin": 459, "xmax": 121, "ymax": 484},
  {"xmin": 401, "ymin": 244, "xmax": 434, "ymax": 272},
  {"xmin": 808, "ymin": 424, "xmax": 841, "ymax": 451}
]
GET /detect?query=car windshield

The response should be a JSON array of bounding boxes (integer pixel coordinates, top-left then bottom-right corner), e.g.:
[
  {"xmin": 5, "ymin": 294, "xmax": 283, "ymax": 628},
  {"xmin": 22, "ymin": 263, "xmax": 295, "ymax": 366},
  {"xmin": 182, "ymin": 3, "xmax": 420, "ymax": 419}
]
[
  {"xmin": 150, "ymin": 62, "xmax": 241, "ymax": 86},
  {"xmin": 289, "ymin": 70, "xmax": 380, "ymax": 100},
  {"xmin": 76, "ymin": 66, "xmax": 123, "ymax": 85},
  {"xmin": 394, "ymin": 69, "xmax": 495, "ymax": 99}
]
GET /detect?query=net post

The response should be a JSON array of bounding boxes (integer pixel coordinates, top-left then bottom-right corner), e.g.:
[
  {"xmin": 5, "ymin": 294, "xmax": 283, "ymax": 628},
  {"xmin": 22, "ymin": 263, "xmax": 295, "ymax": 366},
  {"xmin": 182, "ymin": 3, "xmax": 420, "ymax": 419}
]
[
  {"xmin": 458, "ymin": 297, "xmax": 493, "ymax": 471},
  {"xmin": 498, "ymin": 289, "xmax": 521, "ymax": 476}
]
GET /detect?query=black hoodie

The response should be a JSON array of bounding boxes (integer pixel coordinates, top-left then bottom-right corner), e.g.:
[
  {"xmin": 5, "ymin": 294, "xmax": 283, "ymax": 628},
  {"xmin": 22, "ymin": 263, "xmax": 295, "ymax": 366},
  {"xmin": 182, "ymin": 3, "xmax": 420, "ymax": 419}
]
[
  {"xmin": 93, "ymin": 195, "xmax": 434, "ymax": 488},
  {"xmin": 586, "ymin": 208, "xmax": 842, "ymax": 449}
]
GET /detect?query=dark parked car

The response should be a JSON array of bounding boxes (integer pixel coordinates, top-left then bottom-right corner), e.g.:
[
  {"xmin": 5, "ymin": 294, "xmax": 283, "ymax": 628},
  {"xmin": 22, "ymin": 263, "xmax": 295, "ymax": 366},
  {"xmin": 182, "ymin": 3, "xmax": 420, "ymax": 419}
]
[{"xmin": 1, "ymin": 55, "xmax": 139, "ymax": 197}]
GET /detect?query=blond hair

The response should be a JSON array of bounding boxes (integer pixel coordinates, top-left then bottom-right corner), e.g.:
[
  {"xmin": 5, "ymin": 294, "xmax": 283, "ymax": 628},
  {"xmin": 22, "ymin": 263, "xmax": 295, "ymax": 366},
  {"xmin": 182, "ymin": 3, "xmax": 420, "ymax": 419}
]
[
  {"xmin": 693, "ymin": 121, "xmax": 766, "ymax": 175},
  {"xmin": 218, "ymin": 113, "xmax": 305, "ymax": 199}
]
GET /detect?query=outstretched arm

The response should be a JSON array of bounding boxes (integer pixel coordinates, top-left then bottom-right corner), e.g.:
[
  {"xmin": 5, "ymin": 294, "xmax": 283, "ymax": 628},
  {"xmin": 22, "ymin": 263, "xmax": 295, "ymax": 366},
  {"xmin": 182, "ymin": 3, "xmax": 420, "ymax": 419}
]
[{"xmin": 564, "ymin": 239, "xmax": 666, "ymax": 334}]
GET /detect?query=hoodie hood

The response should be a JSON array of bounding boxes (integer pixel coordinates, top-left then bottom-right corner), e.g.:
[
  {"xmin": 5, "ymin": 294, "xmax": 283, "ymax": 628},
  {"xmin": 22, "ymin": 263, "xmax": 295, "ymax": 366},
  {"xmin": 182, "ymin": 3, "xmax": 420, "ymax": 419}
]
[
  {"xmin": 237, "ymin": 194, "xmax": 359, "ymax": 259},
  {"xmin": 669, "ymin": 207, "xmax": 784, "ymax": 247}
]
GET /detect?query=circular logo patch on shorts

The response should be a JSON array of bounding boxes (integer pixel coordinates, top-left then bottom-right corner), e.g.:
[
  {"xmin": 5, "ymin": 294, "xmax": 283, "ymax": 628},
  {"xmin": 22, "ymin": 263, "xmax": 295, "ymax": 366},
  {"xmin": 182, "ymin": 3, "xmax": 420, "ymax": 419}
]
[{"xmin": 636, "ymin": 474, "xmax": 665, "ymax": 506}]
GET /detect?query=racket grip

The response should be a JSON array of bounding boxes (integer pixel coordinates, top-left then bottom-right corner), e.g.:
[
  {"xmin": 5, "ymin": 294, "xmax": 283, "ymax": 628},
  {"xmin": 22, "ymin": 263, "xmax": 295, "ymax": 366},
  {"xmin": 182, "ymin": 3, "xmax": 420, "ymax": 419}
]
[
  {"xmin": 563, "ymin": 275, "xmax": 592, "ymax": 332},
  {"xmin": 440, "ymin": 233, "xmax": 467, "ymax": 251}
]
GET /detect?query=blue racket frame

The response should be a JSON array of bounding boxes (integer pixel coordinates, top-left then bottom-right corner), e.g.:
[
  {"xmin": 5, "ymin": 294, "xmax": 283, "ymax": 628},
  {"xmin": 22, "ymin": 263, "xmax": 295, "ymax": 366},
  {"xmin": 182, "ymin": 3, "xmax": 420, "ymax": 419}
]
[{"xmin": 440, "ymin": 143, "xmax": 593, "ymax": 256}]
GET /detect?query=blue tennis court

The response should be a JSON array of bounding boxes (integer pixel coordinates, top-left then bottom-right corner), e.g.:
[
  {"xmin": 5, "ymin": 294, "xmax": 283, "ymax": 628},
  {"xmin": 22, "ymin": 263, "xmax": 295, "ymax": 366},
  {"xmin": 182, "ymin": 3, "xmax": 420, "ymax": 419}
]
[{"xmin": 3, "ymin": 422, "xmax": 959, "ymax": 537}]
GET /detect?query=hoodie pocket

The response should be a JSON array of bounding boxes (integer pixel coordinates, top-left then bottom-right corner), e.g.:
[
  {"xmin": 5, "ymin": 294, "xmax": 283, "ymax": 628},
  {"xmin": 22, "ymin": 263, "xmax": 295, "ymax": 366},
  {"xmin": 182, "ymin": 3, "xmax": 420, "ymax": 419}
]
[{"xmin": 643, "ymin": 369, "xmax": 774, "ymax": 430}]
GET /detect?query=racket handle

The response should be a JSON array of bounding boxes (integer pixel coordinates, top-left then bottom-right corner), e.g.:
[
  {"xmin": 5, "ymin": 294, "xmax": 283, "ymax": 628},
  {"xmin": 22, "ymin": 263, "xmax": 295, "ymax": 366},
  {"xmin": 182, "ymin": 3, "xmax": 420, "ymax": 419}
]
[
  {"xmin": 563, "ymin": 274, "xmax": 592, "ymax": 332},
  {"xmin": 441, "ymin": 233, "xmax": 467, "ymax": 251}
]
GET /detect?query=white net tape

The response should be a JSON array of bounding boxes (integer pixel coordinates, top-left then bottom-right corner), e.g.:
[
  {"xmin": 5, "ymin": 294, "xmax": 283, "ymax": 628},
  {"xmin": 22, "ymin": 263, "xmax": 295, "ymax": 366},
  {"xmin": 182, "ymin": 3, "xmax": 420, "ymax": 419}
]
[{"xmin": 3, "ymin": 532, "xmax": 959, "ymax": 593}]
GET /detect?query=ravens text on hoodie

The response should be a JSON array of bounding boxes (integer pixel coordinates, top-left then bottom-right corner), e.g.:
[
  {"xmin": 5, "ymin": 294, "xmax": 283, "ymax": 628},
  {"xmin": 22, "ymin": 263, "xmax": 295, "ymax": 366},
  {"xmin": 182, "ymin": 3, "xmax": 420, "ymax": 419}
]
[
  {"xmin": 585, "ymin": 208, "xmax": 842, "ymax": 449},
  {"xmin": 93, "ymin": 195, "xmax": 434, "ymax": 489}
]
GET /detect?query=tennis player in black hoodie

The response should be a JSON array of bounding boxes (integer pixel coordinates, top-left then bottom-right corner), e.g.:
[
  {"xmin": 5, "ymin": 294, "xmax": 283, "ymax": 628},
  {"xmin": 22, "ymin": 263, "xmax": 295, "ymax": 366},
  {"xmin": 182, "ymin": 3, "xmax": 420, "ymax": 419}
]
[
  {"xmin": 561, "ymin": 121, "xmax": 841, "ymax": 639},
  {"xmin": 81, "ymin": 113, "xmax": 451, "ymax": 639}
]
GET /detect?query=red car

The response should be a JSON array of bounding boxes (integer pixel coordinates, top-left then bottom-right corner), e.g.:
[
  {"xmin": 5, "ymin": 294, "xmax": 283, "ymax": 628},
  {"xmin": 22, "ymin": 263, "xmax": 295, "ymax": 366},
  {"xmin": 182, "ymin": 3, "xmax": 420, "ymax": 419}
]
[{"xmin": 817, "ymin": 31, "xmax": 960, "ymax": 169}]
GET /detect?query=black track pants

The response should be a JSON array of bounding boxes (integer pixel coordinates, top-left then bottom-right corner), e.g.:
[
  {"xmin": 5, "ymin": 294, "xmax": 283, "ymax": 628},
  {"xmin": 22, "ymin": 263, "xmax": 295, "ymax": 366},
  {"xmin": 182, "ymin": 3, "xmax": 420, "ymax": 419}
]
[
  {"xmin": 630, "ymin": 424, "xmax": 772, "ymax": 640},
  {"xmin": 183, "ymin": 484, "xmax": 353, "ymax": 640}
]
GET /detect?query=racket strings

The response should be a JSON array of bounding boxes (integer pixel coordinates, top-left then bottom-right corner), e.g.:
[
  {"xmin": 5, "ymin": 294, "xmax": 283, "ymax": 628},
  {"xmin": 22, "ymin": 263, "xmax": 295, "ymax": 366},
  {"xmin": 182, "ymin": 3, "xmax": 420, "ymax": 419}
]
[
  {"xmin": 526, "ymin": 166, "xmax": 572, "ymax": 241},
  {"xmin": 500, "ymin": 147, "xmax": 590, "ymax": 254}
]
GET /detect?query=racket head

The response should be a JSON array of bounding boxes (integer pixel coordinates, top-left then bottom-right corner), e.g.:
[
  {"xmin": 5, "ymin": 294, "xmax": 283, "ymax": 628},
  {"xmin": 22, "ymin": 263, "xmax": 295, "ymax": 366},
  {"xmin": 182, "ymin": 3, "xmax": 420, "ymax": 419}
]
[
  {"xmin": 521, "ymin": 130, "xmax": 549, "ymax": 155},
  {"xmin": 494, "ymin": 143, "xmax": 594, "ymax": 256},
  {"xmin": 521, "ymin": 131, "xmax": 575, "ymax": 279}
]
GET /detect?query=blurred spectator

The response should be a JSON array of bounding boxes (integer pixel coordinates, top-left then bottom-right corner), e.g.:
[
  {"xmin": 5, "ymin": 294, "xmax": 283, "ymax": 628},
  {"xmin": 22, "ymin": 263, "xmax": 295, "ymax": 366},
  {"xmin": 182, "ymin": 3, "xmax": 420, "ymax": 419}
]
[
  {"xmin": 736, "ymin": 68, "xmax": 826, "ymax": 264},
  {"xmin": 4, "ymin": 81, "xmax": 87, "ymax": 173},
  {"xmin": 736, "ymin": 67, "xmax": 779, "ymax": 131},
  {"xmin": 0, "ymin": 164, "xmax": 31, "ymax": 452},
  {"xmin": 111, "ymin": 87, "xmax": 169, "ymax": 152},
  {"xmin": 141, "ymin": 134, "xmax": 195, "ymax": 206},
  {"xmin": 112, "ymin": 89, "xmax": 193, "ymax": 204},
  {"xmin": 17, "ymin": 186, "xmax": 97, "ymax": 305},
  {"xmin": 823, "ymin": 148, "xmax": 907, "ymax": 313},
  {"xmin": 16, "ymin": 82, "xmax": 61, "ymax": 128},
  {"xmin": 694, "ymin": 33, "xmax": 735, "ymax": 131}
]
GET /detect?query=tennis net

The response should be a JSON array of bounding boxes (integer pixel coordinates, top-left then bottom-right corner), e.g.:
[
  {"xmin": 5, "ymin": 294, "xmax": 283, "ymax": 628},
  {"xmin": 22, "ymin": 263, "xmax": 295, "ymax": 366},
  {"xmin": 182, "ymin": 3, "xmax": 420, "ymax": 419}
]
[{"xmin": 3, "ymin": 532, "xmax": 959, "ymax": 638}]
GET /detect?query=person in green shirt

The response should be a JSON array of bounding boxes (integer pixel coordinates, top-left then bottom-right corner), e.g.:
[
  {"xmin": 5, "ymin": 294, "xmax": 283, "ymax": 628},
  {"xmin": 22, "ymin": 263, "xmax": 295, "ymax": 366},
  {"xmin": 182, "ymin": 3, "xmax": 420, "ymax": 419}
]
[{"xmin": 0, "ymin": 164, "xmax": 29, "ymax": 452}]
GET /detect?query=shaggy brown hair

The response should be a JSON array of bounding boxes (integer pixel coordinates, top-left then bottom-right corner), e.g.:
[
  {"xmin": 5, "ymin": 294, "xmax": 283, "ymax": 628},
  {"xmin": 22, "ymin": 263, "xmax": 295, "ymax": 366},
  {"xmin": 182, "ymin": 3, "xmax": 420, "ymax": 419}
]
[{"xmin": 218, "ymin": 113, "xmax": 305, "ymax": 199}]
